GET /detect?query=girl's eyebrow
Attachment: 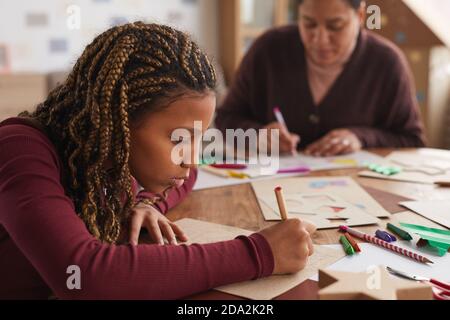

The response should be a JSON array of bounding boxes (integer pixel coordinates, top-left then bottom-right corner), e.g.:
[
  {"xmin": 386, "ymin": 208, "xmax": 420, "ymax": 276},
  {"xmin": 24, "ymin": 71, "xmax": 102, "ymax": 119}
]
[{"xmin": 176, "ymin": 127, "xmax": 203, "ymax": 135}]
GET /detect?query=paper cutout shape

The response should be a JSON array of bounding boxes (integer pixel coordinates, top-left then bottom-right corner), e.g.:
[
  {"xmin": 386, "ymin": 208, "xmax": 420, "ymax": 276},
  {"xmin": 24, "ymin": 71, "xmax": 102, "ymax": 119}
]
[
  {"xmin": 400, "ymin": 223, "xmax": 450, "ymax": 257},
  {"xmin": 359, "ymin": 150, "xmax": 450, "ymax": 184},
  {"xmin": 318, "ymin": 267, "xmax": 433, "ymax": 300},
  {"xmin": 259, "ymin": 193, "xmax": 379, "ymax": 229},
  {"xmin": 252, "ymin": 177, "xmax": 389, "ymax": 223}
]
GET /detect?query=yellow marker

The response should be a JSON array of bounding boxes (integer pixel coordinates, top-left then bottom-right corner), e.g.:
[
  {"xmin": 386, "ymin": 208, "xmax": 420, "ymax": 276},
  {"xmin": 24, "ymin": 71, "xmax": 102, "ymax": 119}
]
[
  {"xmin": 227, "ymin": 170, "xmax": 249, "ymax": 179},
  {"xmin": 332, "ymin": 159, "xmax": 358, "ymax": 166}
]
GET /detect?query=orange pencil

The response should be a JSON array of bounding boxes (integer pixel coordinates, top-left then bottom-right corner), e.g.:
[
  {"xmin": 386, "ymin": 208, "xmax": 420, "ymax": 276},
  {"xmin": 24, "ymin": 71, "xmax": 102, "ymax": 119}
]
[
  {"xmin": 344, "ymin": 232, "xmax": 361, "ymax": 253},
  {"xmin": 274, "ymin": 186, "xmax": 289, "ymax": 221}
]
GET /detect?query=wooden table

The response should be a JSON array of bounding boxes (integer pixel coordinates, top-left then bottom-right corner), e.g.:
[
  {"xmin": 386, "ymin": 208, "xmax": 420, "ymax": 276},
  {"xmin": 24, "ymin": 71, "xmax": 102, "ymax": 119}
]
[{"xmin": 166, "ymin": 149, "xmax": 450, "ymax": 300}]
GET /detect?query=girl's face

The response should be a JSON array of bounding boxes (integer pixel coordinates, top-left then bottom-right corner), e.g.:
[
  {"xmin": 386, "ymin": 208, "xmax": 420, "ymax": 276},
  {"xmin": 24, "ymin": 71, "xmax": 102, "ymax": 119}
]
[
  {"xmin": 129, "ymin": 92, "xmax": 216, "ymax": 194},
  {"xmin": 298, "ymin": 0, "xmax": 364, "ymax": 66}
]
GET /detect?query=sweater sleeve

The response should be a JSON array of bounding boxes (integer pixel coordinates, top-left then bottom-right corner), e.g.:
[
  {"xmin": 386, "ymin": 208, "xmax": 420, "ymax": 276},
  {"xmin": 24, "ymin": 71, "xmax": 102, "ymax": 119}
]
[
  {"xmin": 0, "ymin": 125, "xmax": 274, "ymax": 300},
  {"xmin": 215, "ymin": 39, "xmax": 266, "ymax": 133},
  {"xmin": 348, "ymin": 51, "xmax": 427, "ymax": 148},
  {"xmin": 136, "ymin": 169, "xmax": 198, "ymax": 215}
]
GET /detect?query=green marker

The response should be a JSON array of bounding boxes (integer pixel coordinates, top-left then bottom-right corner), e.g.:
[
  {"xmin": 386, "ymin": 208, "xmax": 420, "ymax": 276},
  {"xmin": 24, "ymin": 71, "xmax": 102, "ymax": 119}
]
[
  {"xmin": 367, "ymin": 163, "xmax": 402, "ymax": 176},
  {"xmin": 340, "ymin": 235, "xmax": 355, "ymax": 256},
  {"xmin": 387, "ymin": 223, "xmax": 413, "ymax": 241}
]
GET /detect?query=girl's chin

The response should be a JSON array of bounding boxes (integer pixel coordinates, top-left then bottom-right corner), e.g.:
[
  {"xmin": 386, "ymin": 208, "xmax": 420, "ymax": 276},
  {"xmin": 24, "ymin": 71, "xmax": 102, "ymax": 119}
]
[
  {"xmin": 140, "ymin": 179, "xmax": 181, "ymax": 194},
  {"xmin": 139, "ymin": 183, "xmax": 167, "ymax": 195}
]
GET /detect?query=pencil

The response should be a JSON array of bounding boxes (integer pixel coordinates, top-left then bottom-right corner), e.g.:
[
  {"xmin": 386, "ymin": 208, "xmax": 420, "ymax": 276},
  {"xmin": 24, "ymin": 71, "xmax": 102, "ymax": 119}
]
[
  {"xmin": 344, "ymin": 232, "xmax": 361, "ymax": 252},
  {"xmin": 340, "ymin": 226, "xmax": 433, "ymax": 264},
  {"xmin": 274, "ymin": 186, "xmax": 289, "ymax": 221}
]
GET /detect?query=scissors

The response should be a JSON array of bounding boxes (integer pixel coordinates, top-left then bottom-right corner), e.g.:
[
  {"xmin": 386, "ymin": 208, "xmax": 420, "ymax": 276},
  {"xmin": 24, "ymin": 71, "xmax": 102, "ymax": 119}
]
[{"xmin": 387, "ymin": 266, "xmax": 450, "ymax": 300}]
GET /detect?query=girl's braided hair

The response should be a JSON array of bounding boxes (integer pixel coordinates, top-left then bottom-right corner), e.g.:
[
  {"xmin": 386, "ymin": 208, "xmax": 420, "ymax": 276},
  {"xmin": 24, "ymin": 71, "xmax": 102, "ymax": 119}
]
[{"xmin": 21, "ymin": 22, "xmax": 216, "ymax": 243}]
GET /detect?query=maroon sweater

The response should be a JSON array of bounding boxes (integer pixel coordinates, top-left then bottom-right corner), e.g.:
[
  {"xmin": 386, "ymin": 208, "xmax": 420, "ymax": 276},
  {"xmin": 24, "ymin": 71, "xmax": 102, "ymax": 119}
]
[
  {"xmin": 0, "ymin": 118, "xmax": 274, "ymax": 299},
  {"xmin": 216, "ymin": 26, "xmax": 426, "ymax": 148}
]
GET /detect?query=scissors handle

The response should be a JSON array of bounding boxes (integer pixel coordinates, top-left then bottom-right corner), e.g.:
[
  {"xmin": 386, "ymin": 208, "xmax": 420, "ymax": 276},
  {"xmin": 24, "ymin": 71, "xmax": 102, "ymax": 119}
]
[
  {"xmin": 430, "ymin": 279, "xmax": 450, "ymax": 291},
  {"xmin": 433, "ymin": 288, "xmax": 450, "ymax": 301}
]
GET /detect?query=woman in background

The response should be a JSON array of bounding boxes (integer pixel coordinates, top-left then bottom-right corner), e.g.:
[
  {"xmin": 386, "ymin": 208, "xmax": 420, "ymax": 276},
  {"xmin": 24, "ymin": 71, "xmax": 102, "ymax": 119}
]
[{"xmin": 216, "ymin": 0, "xmax": 426, "ymax": 157}]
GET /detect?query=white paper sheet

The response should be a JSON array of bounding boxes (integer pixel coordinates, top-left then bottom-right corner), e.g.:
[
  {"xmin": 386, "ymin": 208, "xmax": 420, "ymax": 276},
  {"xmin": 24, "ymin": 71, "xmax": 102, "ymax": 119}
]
[
  {"xmin": 400, "ymin": 200, "xmax": 450, "ymax": 229},
  {"xmin": 359, "ymin": 149, "xmax": 450, "ymax": 184},
  {"xmin": 309, "ymin": 243, "xmax": 450, "ymax": 282},
  {"xmin": 195, "ymin": 151, "xmax": 384, "ymax": 191}
]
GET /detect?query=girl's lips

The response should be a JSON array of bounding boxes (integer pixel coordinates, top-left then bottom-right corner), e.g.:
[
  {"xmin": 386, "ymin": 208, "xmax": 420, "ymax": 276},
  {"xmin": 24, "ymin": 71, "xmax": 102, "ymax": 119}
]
[{"xmin": 170, "ymin": 177, "xmax": 188, "ymax": 188}]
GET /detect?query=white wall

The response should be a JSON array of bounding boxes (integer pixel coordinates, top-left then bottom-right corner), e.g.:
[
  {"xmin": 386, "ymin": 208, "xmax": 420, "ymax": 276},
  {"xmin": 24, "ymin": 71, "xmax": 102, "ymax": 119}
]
[
  {"xmin": 0, "ymin": 0, "xmax": 219, "ymax": 73},
  {"xmin": 403, "ymin": 0, "xmax": 450, "ymax": 48}
]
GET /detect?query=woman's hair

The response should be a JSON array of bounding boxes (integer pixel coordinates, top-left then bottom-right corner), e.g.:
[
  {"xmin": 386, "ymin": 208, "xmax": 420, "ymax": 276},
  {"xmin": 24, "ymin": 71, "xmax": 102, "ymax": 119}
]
[
  {"xmin": 297, "ymin": 0, "xmax": 363, "ymax": 10},
  {"xmin": 21, "ymin": 22, "xmax": 216, "ymax": 243}
]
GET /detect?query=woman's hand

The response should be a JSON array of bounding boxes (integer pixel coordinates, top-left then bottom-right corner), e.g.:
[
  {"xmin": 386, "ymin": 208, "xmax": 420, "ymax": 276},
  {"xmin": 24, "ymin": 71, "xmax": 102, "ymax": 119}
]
[
  {"xmin": 128, "ymin": 202, "xmax": 188, "ymax": 246},
  {"xmin": 305, "ymin": 129, "xmax": 362, "ymax": 157},
  {"xmin": 262, "ymin": 122, "xmax": 301, "ymax": 155}
]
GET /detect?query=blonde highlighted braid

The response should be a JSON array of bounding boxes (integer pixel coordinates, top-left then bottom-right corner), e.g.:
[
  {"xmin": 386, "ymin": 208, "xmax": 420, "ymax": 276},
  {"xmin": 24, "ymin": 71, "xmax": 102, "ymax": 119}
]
[{"xmin": 21, "ymin": 22, "xmax": 216, "ymax": 243}]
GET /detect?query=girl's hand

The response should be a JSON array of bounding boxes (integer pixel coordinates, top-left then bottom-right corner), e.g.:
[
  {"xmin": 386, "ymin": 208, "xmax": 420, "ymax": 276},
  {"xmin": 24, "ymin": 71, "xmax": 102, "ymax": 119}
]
[
  {"xmin": 258, "ymin": 219, "xmax": 315, "ymax": 275},
  {"xmin": 305, "ymin": 129, "xmax": 362, "ymax": 157},
  {"xmin": 128, "ymin": 202, "xmax": 188, "ymax": 246}
]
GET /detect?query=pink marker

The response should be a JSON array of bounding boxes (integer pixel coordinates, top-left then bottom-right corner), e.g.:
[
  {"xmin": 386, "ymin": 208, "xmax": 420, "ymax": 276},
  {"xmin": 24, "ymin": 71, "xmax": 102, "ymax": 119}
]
[
  {"xmin": 273, "ymin": 106, "xmax": 288, "ymax": 130},
  {"xmin": 274, "ymin": 106, "xmax": 298, "ymax": 155},
  {"xmin": 277, "ymin": 166, "xmax": 310, "ymax": 174}
]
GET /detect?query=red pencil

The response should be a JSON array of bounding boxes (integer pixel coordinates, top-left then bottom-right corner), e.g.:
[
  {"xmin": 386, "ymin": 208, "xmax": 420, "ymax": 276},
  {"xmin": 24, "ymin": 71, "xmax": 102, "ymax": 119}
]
[
  {"xmin": 344, "ymin": 232, "xmax": 361, "ymax": 253},
  {"xmin": 340, "ymin": 226, "xmax": 433, "ymax": 264}
]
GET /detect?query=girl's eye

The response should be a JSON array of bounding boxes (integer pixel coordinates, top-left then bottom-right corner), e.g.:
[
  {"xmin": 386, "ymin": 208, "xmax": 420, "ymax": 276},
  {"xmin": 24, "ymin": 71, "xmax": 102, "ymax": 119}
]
[{"xmin": 171, "ymin": 137, "xmax": 184, "ymax": 145}]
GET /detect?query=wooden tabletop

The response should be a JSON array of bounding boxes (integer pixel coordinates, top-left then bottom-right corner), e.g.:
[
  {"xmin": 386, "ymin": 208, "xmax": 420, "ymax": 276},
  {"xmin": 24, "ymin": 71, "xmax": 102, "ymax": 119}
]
[{"xmin": 165, "ymin": 149, "xmax": 450, "ymax": 300}]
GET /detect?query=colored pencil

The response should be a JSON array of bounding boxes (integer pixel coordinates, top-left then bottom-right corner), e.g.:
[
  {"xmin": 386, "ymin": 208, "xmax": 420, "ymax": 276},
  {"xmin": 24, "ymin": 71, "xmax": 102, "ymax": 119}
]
[
  {"xmin": 344, "ymin": 232, "xmax": 361, "ymax": 252},
  {"xmin": 340, "ymin": 226, "xmax": 433, "ymax": 264},
  {"xmin": 274, "ymin": 187, "xmax": 289, "ymax": 221}
]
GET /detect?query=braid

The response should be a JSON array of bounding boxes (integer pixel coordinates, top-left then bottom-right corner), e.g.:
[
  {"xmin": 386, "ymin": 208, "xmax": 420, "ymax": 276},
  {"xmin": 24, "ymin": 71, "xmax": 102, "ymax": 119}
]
[{"xmin": 22, "ymin": 22, "xmax": 216, "ymax": 243}]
